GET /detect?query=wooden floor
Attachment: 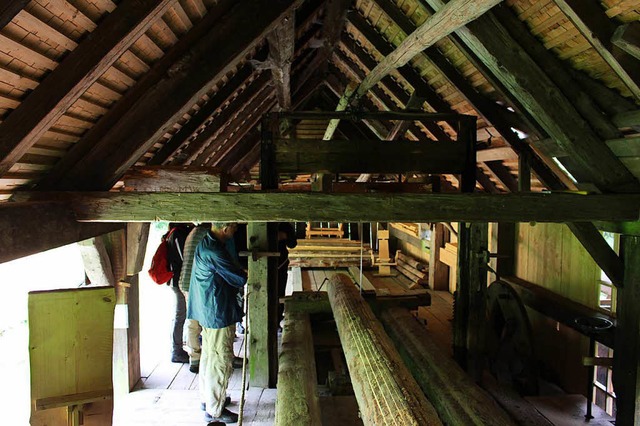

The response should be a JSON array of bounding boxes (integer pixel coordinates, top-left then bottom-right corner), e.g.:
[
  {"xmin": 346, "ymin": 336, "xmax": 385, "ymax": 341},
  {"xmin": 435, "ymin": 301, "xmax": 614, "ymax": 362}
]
[{"xmin": 114, "ymin": 335, "xmax": 276, "ymax": 425}]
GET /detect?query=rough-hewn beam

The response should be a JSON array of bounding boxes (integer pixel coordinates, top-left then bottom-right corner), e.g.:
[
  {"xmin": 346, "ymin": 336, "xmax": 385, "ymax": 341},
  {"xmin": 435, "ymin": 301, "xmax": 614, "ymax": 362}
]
[
  {"xmin": 475, "ymin": 169, "xmax": 499, "ymax": 193},
  {"xmin": 613, "ymin": 109, "xmax": 640, "ymax": 129},
  {"xmin": 40, "ymin": 0, "xmax": 238, "ymax": 188},
  {"xmin": 554, "ymin": 0, "xmax": 640, "ymax": 101},
  {"xmin": 422, "ymin": 0, "xmax": 639, "ymax": 192},
  {"xmin": 486, "ymin": 161, "xmax": 517, "ymax": 192},
  {"xmin": 612, "ymin": 22, "xmax": 640, "ymax": 62},
  {"xmin": 0, "ymin": 0, "xmax": 174, "ymax": 177},
  {"xmin": 327, "ymin": 273, "xmax": 442, "ymax": 425},
  {"xmin": 52, "ymin": 0, "xmax": 304, "ymax": 191},
  {"xmin": 0, "ymin": 203, "xmax": 123, "ymax": 264},
  {"xmin": 11, "ymin": 192, "xmax": 640, "ymax": 223},
  {"xmin": 317, "ymin": 0, "xmax": 353, "ymax": 75},
  {"xmin": 567, "ymin": 222, "xmax": 624, "ymax": 287},
  {"xmin": 0, "ymin": 0, "xmax": 30, "ymax": 29},
  {"xmin": 121, "ymin": 166, "xmax": 226, "ymax": 192},
  {"xmin": 267, "ymin": 13, "xmax": 295, "ymax": 109},
  {"xmin": 355, "ymin": 0, "xmax": 501, "ymax": 99},
  {"xmin": 380, "ymin": 307, "xmax": 516, "ymax": 425}
]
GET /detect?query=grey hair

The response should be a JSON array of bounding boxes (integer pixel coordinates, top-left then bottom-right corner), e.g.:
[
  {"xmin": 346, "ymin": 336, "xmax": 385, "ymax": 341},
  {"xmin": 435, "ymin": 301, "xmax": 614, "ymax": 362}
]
[{"xmin": 211, "ymin": 222, "xmax": 236, "ymax": 230}]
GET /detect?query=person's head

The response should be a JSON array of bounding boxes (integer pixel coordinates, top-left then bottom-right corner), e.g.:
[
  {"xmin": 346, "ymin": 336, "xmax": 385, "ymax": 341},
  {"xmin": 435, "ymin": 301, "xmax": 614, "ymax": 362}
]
[{"xmin": 210, "ymin": 222, "xmax": 238, "ymax": 241}]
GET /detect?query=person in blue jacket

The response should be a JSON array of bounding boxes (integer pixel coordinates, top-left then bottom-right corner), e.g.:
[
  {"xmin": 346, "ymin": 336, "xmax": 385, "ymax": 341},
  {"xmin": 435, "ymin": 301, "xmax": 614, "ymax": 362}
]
[{"xmin": 187, "ymin": 222, "xmax": 247, "ymax": 424}]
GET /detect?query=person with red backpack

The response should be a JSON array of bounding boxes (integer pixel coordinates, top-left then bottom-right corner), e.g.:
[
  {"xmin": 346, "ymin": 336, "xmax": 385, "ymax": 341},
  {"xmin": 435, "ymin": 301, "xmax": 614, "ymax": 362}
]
[{"xmin": 164, "ymin": 223, "xmax": 193, "ymax": 363}]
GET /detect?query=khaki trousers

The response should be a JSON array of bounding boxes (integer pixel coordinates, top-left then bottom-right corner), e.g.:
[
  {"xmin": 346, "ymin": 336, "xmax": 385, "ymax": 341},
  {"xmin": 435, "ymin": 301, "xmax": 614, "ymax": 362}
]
[
  {"xmin": 185, "ymin": 319, "xmax": 202, "ymax": 364},
  {"xmin": 199, "ymin": 324, "xmax": 235, "ymax": 417}
]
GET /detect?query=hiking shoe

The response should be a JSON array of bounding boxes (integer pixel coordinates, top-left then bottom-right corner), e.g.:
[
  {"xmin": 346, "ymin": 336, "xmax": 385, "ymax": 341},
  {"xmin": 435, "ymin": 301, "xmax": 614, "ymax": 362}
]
[
  {"xmin": 232, "ymin": 357, "xmax": 246, "ymax": 369},
  {"xmin": 189, "ymin": 363, "xmax": 199, "ymax": 374},
  {"xmin": 204, "ymin": 408, "xmax": 238, "ymax": 423},
  {"xmin": 171, "ymin": 350, "xmax": 189, "ymax": 363},
  {"xmin": 200, "ymin": 397, "xmax": 231, "ymax": 411}
]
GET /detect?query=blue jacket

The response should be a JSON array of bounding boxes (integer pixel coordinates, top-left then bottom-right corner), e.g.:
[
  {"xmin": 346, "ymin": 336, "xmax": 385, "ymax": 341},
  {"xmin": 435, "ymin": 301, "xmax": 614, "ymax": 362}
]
[{"xmin": 186, "ymin": 232, "xmax": 247, "ymax": 329}]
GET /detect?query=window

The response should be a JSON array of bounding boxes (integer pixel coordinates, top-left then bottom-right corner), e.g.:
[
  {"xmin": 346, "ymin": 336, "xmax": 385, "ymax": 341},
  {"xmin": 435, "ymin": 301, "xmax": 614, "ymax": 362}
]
[
  {"xmin": 593, "ymin": 342, "xmax": 616, "ymax": 417},
  {"xmin": 598, "ymin": 232, "xmax": 618, "ymax": 312}
]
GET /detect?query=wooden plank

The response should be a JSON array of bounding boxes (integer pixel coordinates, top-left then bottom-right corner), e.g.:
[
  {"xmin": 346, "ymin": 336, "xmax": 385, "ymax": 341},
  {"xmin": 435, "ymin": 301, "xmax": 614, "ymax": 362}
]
[
  {"xmin": 11, "ymin": 192, "xmax": 640, "ymax": 223},
  {"xmin": 554, "ymin": 0, "xmax": 640, "ymax": 101},
  {"xmin": 612, "ymin": 22, "xmax": 640, "ymax": 62},
  {"xmin": 122, "ymin": 166, "xmax": 226, "ymax": 192},
  {"xmin": 380, "ymin": 307, "xmax": 516, "ymax": 425},
  {"xmin": 50, "ymin": 0, "xmax": 304, "ymax": 191},
  {"xmin": 348, "ymin": 266, "xmax": 376, "ymax": 292},
  {"xmin": 606, "ymin": 136, "xmax": 640, "ymax": 157},
  {"xmin": 613, "ymin": 235, "xmax": 640, "ymax": 425},
  {"xmin": 275, "ymin": 312, "xmax": 321, "ymax": 425},
  {"xmin": 126, "ymin": 223, "xmax": 150, "ymax": 276},
  {"xmin": 422, "ymin": 0, "xmax": 639, "ymax": 193},
  {"xmin": 0, "ymin": 0, "xmax": 175, "ymax": 177},
  {"xmin": 612, "ymin": 109, "xmax": 640, "ymax": 129},
  {"xmin": 274, "ymin": 138, "xmax": 468, "ymax": 174},
  {"xmin": 327, "ymin": 273, "xmax": 442, "ymax": 425},
  {"xmin": 476, "ymin": 147, "xmax": 518, "ymax": 162},
  {"xmin": 355, "ymin": 0, "xmax": 501, "ymax": 99}
]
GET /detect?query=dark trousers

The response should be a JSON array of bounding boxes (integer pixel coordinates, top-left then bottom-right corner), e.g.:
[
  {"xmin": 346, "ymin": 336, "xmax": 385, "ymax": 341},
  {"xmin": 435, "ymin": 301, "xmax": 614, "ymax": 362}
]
[{"xmin": 170, "ymin": 285, "xmax": 186, "ymax": 354}]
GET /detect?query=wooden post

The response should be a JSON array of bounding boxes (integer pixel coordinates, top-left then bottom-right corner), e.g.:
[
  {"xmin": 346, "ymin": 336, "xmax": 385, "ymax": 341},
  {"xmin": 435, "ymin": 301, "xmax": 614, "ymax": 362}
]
[
  {"xmin": 518, "ymin": 152, "xmax": 531, "ymax": 192},
  {"xmin": 428, "ymin": 223, "xmax": 449, "ymax": 290},
  {"xmin": 247, "ymin": 222, "xmax": 278, "ymax": 388},
  {"xmin": 380, "ymin": 307, "xmax": 516, "ymax": 425},
  {"xmin": 613, "ymin": 235, "xmax": 640, "ymax": 425},
  {"xmin": 327, "ymin": 273, "xmax": 442, "ymax": 426},
  {"xmin": 275, "ymin": 311, "xmax": 321, "ymax": 426},
  {"xmin": 454, "ymin": 222, "xmax": 488, "ymax": 380}
]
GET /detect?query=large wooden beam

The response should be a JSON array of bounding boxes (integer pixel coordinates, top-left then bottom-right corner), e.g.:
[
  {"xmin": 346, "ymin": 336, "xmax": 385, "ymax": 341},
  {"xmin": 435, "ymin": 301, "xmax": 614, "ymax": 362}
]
[
  {"xmin": 612, "ymin": 22, "xmax": 640, "ymax": 62},
  {"xmin": 275, "ymin": 311, "xmax": 321, "ymax": 426},
  {"xmin": 554, "ymin": 0, "xmax": 640, "ymax": 101},
  {"xmin": 566, "ymin": 222, "xmax": 624, "ymax": 287},
  {"xmin": 121, "ymin": 166, "xmax": 226, "ymax": 192},
  {"xmin": 267, "ymin": 13, "xmax": 295, "ymax": 109},
  {"xmin": 0, "ymin": 0, "xmax": 30, "ymax": 29},
  {"xmin": 0, "ymin": 0, "xmax": 174, "ymax": 177},
  {"xmin": 380, "ymin": 307, "xmax": 516, "ymax": 425},
  {"xmin": 51, "ymin": 0, "xmax": 304, "ymax": 191},
  {"xmin": 39, "ymin": 0, "xmax": 238, "ymax": 188},
  {"xmin": 327, "ymin": 273, "xmax": 442, "ymax": 425},
  {"xmin": 273, "ymin": 138, "xmax": 468, "ymax": 174},
  {"xmin": 317, "ymin": 0, "xmax": 353, "ymax": 75},
  {"xmin": 421, "ymin": 0, "xmax": 638, "ymax": 192},
  {"xmin": 0, "ymin": 202, "xmax": 122, "ymax": 264},
  {"xmin": 613, "ymin": 235, "xmax": 640, "ymax": 425},
  {"xmin": 11, "ymin": 192, "xmax": 640, "ymax": 223},
  {"xmin": 355, "ymin": 0, "xmax": 501, "ymax": 99}
]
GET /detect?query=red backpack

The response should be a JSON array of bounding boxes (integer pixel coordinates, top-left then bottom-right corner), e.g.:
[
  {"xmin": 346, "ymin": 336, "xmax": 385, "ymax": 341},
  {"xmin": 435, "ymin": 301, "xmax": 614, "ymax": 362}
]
[{"xmin": 148, "ymin": 228, "xmax": 176, "ymax": 284}]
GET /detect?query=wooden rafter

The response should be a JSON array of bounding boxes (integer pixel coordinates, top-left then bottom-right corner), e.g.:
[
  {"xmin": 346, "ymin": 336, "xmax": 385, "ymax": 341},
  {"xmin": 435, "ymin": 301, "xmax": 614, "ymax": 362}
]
[
  {"xmin": 39, "ymin": 0, "xmax": 239, "ymax": 189},
  {"xmin": 485, "ymin": 162, "xmax": 518, "ymax": 192},
  {"xmin": 148, "ymin": 60, "xmax": 259, "ymax": 165},
  {"xmin": 11, "ymin": 192, "xmax": 640, "ymax": 223},
  {"xmin": 0, "ymin": 1, "xmax": 30, "ymax": 29},
  {"xmin": 355, "ymin": 0, "xmax": 501, "ymax": 99},
  {"xmin": 613, "ymin": 22, "xmax": 640, "ymax": 61},
  {"xmin": 476, "ymin": 169, "xmax": 500, "ymax": 194},
  {"xmin": 317, "ymin": 0, "xmax": 353, "ymax": 75},
  {"xmin": 0, "ymin": 0, "xmax": 175, "ymax": 177},
  {"xmin": 554, "ymin": 0, "xmax": 640, "ymax": 101},
  {"xmin": 267, "ymin": 12, "xmax": 295, "ymax": 109},
  {"xmin": 48, "ymin": 0, "xmax": 304, "ymax": 191}
]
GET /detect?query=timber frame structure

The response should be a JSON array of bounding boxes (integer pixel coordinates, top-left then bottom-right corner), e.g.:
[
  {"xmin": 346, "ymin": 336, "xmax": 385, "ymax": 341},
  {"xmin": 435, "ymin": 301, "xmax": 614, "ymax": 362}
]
[{"xmin": 0, "ymin": 0, "xmax": 639, "ymax": 424}]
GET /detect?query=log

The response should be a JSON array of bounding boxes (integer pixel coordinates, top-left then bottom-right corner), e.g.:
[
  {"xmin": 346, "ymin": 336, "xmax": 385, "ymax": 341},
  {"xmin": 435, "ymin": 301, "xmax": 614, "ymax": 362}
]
[
  {"xmin": 327, "ymin": 273, "xmax": 442, "ymax": 425},
  {"xmin": 397, "ymin": 252, "xmax": 428, "ymax": 272},
  {"xmin": 275, "ymin": 311, "xmax": 321, "ymax": 426},
  {"xmin": 379, "ymin": 307, "xmax": 516, "ymax": 426},
  {"xmin": 396, "ymin": 258, "xmax": 428, "ymax": 279}
]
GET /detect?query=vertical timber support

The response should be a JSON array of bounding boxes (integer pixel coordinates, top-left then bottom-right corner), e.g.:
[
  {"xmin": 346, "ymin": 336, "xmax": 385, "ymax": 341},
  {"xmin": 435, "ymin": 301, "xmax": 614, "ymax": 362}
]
[
  {"xmin": 248, "ymin": 222, "xmax": 279, "ymax": 388},
  {"xmin": 454, "ymin": 222, "xmax": 489, "ymax": 381},
  {"xmin": 518, "ymin": 152, "xmax": 531, "ymax": 192},
  {"xmin": 613, "ymin": 235, "xmax": 640, "ymax": 425},
  {"xmin": 275, "ymin": 311, "xmax": 322, "ymax": 426},
  {"xmin": 327, "ymin": 273, "xmax": 443, "ymax": 426},
  {"xmin": 460, "ymin": 117, "xmax": 477, "ymax": 193},
  {"xmin": 428, "ymin": 223, "xmax": 449, "ymax": 290}
]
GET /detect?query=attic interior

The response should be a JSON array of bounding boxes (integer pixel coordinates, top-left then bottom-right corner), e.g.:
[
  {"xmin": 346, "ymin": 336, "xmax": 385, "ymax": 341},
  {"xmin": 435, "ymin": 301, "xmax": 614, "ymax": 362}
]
[{"xmin": 1, "ymin": 0, "xmax": 639, "ymax": 424}]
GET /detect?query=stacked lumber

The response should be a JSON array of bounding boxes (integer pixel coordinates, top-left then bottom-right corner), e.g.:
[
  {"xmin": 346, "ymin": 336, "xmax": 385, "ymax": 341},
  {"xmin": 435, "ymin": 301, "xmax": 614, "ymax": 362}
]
[
  {"xmin": 288, "ymin": 238, "xmax": 372, "ymax": 268},
  {"xmin": 395, "ymin": 251, "xmax": 429, "ymax": 288}
]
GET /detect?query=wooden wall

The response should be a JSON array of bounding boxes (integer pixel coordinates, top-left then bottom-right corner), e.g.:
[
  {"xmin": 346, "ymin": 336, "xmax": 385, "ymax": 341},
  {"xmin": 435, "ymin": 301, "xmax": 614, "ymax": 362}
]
[{"xmin": 515, "ymin": 222, "xmax": 601, "ymax": 394}]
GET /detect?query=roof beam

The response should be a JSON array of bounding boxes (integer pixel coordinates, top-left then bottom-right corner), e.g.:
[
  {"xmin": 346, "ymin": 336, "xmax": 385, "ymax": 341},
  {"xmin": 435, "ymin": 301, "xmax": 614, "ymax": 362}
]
[
  {"xmin": 613, "ymin": 22, "xmax": 640, "ymax": 62},
  {"xmin": 317, "ymin": 0, "xmax": 353, "ymax": 75},
  {"xmin": 0, "ymin": 1, "xmax": 30, "ymax": 29},
  {"xmin": 50, "ymin": 0, "xmax": 303, "ymax": 190},
  {"xmin": 554, "ymin": 0, "xmax": 640, "ymax": 101},
  {"xmin": 11, "ymin": 192, "xmax": 640, "ymax": 223},
  {"xmin": 267, "ymin": 13, "xmax": 295, "ymax": 109},
  {"xmin": 485, "ymin": 161, "xmax": 517, "ymax": 192},
  {"xmin": 355, "ymin": 0, "xmax": 501, "ymax": 99},
  {"xmin": 422, "ymin": 0, "xmax": 638, "ymax": 193},
  {"xmin": 0, "ymin": 0, "xmax": 175, "ymax": 177}
]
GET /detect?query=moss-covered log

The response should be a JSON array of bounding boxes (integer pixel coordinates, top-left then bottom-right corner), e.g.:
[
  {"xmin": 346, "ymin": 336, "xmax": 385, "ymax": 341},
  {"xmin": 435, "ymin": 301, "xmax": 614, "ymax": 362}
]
[
  {"xmin": 327, "ymin": 273, "xmax": 442, "ymax": 426},
  {"xmin": 380, "ymin": 307, "xmax": 515, "ymax": 426},
  {"xmin": 275, "ymin": 311, "xmax": 321, "ymax": 426}
]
